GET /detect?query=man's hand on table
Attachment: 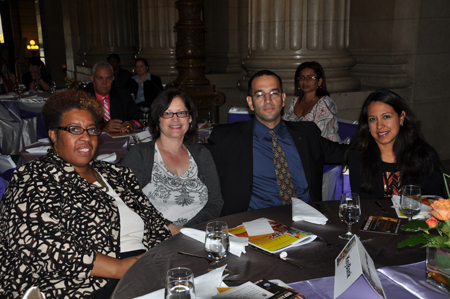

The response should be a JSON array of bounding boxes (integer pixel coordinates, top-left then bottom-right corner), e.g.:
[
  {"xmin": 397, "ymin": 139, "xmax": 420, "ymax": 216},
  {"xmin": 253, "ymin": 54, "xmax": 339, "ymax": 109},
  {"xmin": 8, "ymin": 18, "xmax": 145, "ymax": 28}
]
[{"xmin": 103, "ymin": 119, "xmax": 135, "ymax": 133}]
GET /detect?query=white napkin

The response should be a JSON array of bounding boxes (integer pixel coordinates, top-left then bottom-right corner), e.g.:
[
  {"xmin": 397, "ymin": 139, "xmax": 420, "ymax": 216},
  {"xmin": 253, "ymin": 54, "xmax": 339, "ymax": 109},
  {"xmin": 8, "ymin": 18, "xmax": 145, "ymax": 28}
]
[
  {"xmin": 391, "ymin": 195, "xmax": 430, "ymax": 219},
  {"xmin": 133, "ymin": 129, "xmax": 152, "ymax": 143},
  {"xmin": 26, "ymin": 146, "xmax": 50, "ymax": 153},
  {"xmin": 96, "ymin": 153, "xmax": 117, "ymax": 163},
  {"xmin": 180, "ymin": 228, "xmax": 248, "ymax": 257},
  {"xmin": 135, "ymin": 265, "xmax": 227, "ymax": 299},
  {"xmin": 22, "ymin": 286, "xmax": 46, "ymax": 299},
  {"xmin": 0, "ymin": 94, "xmax": 15, "ymax": 99},
  {"xmin": 292, "ymin": 197, "xmax": 328, "ymax": 225}
]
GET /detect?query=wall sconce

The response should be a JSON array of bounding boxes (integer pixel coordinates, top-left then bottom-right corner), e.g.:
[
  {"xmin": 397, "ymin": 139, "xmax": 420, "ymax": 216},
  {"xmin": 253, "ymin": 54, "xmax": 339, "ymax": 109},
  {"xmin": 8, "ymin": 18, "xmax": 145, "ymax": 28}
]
[{"xmin": 27, "ymin": 40, "xmax": 39, "ymax": 56}]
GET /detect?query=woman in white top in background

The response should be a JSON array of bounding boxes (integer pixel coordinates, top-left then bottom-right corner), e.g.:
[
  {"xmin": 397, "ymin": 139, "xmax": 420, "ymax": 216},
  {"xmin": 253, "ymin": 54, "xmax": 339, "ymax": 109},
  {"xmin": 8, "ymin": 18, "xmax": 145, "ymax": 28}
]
[{"xmin": 283, "ymin": 61, "xmax": 340, "ymax": 142}]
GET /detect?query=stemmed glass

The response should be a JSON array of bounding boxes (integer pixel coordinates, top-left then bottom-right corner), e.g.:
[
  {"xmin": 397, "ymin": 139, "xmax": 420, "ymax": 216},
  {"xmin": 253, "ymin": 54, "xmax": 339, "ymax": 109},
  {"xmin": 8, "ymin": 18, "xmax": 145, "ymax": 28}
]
[
  {"xmin": 204, "ymin": 221, "xmax": 229, "ymax": 268},
  {"xmin": 338, "ymin": 192, "xmax": 361, "ymax": 240},
  {"xmin": 165, "ymin": 267, "xmax": 195, "ymax": 299},
  {"xmin": 400, "ymin": 185, "xmax": 422, "ymax": 225},
  {"xmin": 139, "ymin": 113, "xmax": 148, "ymax": 130}
]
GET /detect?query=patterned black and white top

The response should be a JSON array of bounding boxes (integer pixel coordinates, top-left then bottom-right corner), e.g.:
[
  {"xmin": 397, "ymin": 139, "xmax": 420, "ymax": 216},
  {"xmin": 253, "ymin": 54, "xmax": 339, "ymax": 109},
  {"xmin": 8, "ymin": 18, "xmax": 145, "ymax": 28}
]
[{"xmin": 0, "ymin": 149, "xmax": 171, "ymax": 298}]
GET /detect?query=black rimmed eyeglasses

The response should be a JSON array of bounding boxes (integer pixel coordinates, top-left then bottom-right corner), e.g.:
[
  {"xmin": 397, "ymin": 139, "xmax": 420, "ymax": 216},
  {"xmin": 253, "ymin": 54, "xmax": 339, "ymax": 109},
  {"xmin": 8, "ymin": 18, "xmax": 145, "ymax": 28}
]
[
  {"xmin": 57, "ymin": 126, "xmax": 102, "ymax": 136},
  {"xmin": 251, "ymin": 90, "xmax": 281, "ymax": 101},
  {"xmin": 298, "ymin": 75, "xmax": 318, "ymax": 81},
  {"xmin": 160, "ymin": 111, "xmax": 190, "ymax": 119}
]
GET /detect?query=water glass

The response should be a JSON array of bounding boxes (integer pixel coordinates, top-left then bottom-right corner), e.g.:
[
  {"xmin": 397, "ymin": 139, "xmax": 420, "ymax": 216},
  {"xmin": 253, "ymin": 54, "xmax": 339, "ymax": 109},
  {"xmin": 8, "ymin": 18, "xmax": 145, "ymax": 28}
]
[
  {"xmin": 338, "ymin": 192, "xmax": 361, "ymax": 240},
  {"xmin": 205, "ymin": 221, "xmax": 229, "ymax": 266},
  {"xmin": 140, "ymin": 113, "xmax": 148, "ymax": 129},
  {"xmin": 165, "ymin": 267, "xmax": 195, "ymax": 299},
  {"xmin": 400, "ymin": 185, "xmax": 422, "ymax": 221}
]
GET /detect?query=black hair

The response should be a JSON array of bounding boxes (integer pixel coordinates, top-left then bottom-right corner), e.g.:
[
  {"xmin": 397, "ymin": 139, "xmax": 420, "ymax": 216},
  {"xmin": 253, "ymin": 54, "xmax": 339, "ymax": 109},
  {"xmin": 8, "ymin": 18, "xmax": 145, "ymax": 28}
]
[{"xmin": 247, "ymin": 70, "xmax": 283, "ymax": 96}]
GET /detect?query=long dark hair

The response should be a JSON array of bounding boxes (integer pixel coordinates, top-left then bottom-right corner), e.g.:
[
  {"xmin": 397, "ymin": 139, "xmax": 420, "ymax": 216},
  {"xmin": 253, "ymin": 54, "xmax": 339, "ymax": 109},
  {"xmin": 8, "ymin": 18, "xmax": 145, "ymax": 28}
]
[
  {"xmin": 149, "ymin": 88, "xmax": 198, "ymax": 143},
  {"xmin": 294, "ymin": 61, "xmax": 329, "ymax": 99},
  {"xmin": 347, "ymin": 89, "xmax": 443, "ymax": 192}
]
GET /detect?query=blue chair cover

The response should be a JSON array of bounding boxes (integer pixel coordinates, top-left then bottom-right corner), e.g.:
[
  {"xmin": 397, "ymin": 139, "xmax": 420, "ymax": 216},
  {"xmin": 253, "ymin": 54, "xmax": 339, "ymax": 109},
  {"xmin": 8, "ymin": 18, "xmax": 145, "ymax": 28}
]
[
  {"xmin": 0, "ymin": 177, "xmax": 5, "ymax": 200},
  {"xmin": 227, "ymin": 107, "xmax": 254, "ymax": 123},
  {"xmin": 0, "ymin": 168, "xmax": 15, "ymax": 183},
  {"xmin": 337, "ymin": 121, "xmax": 358, "ymax": 141},
  {"xmin": 20, "ymin": 109, "xmax": 48, "ymax": 140},
  {"xmin": 335, "ymin": 167, "xmax": 352, "ymax": 200}
]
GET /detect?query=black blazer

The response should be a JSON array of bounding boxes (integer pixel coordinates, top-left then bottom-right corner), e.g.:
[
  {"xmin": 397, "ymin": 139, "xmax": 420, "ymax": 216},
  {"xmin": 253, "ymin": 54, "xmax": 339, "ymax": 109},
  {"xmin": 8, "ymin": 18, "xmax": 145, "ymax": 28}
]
[
  {"xmin": 83, "ymin": 83, "xmax": 141, "ymax": 122},
  {"xmin": 206, "ymin": 119, "xmax": 348, "ymax": 216},
  {"xmin": 126, "ymin": 74, "xmax": 163, "ymax": 108},
  {"xmin": 347, "ymin": 149, "xmax": 447, "ymax": 199}
]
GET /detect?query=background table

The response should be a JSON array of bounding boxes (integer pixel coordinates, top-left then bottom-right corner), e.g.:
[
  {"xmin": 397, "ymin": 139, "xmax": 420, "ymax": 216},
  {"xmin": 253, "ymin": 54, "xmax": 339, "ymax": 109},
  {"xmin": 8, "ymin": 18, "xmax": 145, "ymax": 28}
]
[{"xmin": 112, "ymin": 200, "xmax": 425, "ymax": 299}]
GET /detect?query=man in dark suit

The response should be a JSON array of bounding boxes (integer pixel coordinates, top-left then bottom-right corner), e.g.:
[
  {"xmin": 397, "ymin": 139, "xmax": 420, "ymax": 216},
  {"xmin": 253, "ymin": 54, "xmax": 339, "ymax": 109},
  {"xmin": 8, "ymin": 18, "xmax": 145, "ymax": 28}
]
[
  {"xmin": 83, "ymin": 61, "xmax": 140, "ymax": 133},
  {"xmin": 206, "ymin": 70, "xmax": 347, "ymax": 216},
  {"xmin": 107, "ymin": 53, "xmax": 133, "ymax": 89}
]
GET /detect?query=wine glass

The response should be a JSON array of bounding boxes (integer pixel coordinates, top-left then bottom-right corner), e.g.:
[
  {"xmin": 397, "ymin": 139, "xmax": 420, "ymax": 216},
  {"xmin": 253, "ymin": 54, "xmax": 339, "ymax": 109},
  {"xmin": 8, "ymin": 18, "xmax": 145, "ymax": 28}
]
[
  {"xmin": 400, "ymin": 185, "xmax": 422, "ymax": 224},
  {"xmin": 165, "ymin": 267, "xmax": 195, "ymax": 299},
  {"xmin": 204, "ymin": 221, "xmax": 229, "ymax": 267},
  {"xmin": 338, "ymin": 192, "xmax": 361, "ymax": 240},
  {"xmin": 139, "ymin": 113, "xmax": 148, "ymax": 129}
]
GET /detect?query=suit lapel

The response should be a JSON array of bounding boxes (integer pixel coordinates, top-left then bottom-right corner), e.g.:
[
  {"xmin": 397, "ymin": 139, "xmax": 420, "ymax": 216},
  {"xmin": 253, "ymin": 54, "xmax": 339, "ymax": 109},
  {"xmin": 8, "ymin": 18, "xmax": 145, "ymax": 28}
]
[{"xmin": 238, "ymin": 120, "xmax": 254, "ymax": 193}]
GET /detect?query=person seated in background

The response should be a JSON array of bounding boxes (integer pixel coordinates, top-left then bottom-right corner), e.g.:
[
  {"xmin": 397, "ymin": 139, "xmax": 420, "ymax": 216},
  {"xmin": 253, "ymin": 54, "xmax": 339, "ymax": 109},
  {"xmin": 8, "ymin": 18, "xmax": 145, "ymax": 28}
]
[
  {"xmin": 283, "ymin": 61, "xmax": 340, "ymax": 142},
  {"xmin": 22, "ymin": 57, "xmax": 52, "ymax": 91},
  {"xmin": 107, "ymin": 53, "xmax": 132, "ymax": 89},
  {"xmin": 345, "ymin": 89, "xmax": 446, "ymax": 199},
  {"xmin": 0, "ymin": 89, "xmax": 171, "ymax": 298},
  {"xmin": 122, "ymin": 88, "xmax": 223, "ymax": 234},
  {"xmin": 0, "ymin": 59, "xmax": 16, "ymax": 93},
  {"xmin": 126, "ymin": 58, "xmax": 163, "ymax": 112},
  {"xmin": 83, "ymin": 61, "xmax": 141, "ymax": 133},
  {"xmin": 206, "ymin": 70, "xmax": 347, "ymax": 216}
]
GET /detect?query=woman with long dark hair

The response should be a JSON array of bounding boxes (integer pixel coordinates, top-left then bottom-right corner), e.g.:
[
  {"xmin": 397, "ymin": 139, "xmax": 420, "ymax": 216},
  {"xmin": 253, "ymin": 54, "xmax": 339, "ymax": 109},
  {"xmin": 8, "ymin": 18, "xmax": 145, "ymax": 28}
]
[
  {"xmin": 345, "ymin": 89, "xmax": 446, "ymax": 199},
  {"xmin": 283, "ymin": 61, "xmax": 340, "ymax": 142}
]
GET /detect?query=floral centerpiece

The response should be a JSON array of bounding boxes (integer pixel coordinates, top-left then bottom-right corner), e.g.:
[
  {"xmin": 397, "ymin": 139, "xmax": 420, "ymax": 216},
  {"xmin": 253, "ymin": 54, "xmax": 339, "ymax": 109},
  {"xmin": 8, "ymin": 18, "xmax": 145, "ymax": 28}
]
[
  {"xmin": 398, "ymin": 198, "xmax": 450, "ymax": 294},
  {"xmin": 62, "ymin": 64, "xmax": 78, "ymax": 89}
]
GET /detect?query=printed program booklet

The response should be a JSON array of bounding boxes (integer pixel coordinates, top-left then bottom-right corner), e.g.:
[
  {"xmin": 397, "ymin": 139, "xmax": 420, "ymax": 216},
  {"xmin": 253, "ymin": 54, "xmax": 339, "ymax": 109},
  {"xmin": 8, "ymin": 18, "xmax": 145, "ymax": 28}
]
[
  {"xmin": 228, "ymin": 219, "xmax": 316, "ymax": 253},
  {"xmin": 359, "ymin": 215, "xmax": 401, "ymax": 234}
]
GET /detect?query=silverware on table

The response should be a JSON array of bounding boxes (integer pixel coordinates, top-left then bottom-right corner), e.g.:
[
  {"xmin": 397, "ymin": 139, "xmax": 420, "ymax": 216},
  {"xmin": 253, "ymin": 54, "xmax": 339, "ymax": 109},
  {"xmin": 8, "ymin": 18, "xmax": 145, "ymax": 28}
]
[
  {"xmin": 375, "ymin": 201, "xmax": 389, "ymax": 214},
  {"xmin": 248, "ymin": 244, "xmax": 302, "ymax": 268},
  {"xmin": 315, "ymin": 235, "xmax": 342, "ymax": 248},
  {"xmin": 178, "ymin": 251, "xmax": 216, "ymax": 264}
]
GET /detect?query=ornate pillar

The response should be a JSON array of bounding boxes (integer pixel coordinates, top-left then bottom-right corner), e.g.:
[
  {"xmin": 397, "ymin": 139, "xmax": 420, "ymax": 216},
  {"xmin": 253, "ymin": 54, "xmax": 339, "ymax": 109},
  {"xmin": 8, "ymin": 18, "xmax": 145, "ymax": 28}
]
[
  {"xmin": 80, "ymin": 0, "xmax": 137, "ymax": 69},
  {"xmin": 239, "ymin": 0, "xmax": 359, "ymax": 94},
  {"xmin": 136, "ymin": 0, "xmax": 178, "ymax": 81},
  {"xmin": 171, "ymin": 0, "xmax": 225, "ymax": 123}
]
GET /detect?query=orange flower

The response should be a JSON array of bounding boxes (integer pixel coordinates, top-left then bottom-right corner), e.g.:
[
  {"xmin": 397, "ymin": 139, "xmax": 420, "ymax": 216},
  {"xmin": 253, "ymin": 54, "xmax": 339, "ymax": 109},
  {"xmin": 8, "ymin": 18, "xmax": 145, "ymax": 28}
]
[
  {"xmin": 62, "ymin": 64, "xmax": 67, "ymax": 69},
  {"xmin": 429, "ymin": 199, "xmax": 450, "ymax": 221},
  {"xmin": 426, "ymin": 216, "xmax": 439, "ymax": 228}
]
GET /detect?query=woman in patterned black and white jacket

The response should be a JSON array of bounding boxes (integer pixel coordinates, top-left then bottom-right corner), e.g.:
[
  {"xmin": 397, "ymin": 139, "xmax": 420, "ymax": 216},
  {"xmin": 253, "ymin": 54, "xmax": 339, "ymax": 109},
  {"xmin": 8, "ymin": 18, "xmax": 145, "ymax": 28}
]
[{"xmin": 0, "ymin": 90, "xmax": 171, "ymax": 298}]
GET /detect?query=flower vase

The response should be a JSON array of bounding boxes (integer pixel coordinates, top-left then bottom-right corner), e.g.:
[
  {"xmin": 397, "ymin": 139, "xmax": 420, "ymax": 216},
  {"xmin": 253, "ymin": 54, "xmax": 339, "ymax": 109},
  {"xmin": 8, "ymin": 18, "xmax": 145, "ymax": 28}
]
[{"xmin": 426, "ymin": 247, "xmax": 450, "ymax": 294}]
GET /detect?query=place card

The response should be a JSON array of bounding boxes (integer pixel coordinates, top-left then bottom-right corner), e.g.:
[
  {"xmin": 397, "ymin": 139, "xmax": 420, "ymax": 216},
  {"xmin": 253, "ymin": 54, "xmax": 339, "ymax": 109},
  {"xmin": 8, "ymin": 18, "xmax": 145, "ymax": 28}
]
[{"xmin": 334, "ymin": 236, "xmax": 386, "ymax": 299}]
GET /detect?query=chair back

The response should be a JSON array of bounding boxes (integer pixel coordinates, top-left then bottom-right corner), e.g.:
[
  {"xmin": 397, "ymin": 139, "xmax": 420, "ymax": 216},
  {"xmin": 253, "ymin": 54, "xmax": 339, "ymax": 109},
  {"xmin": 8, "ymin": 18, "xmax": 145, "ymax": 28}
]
[
  {"xmin": 227, "ymin": 107, "xmax": 254, "ymax": 123},
  {"xmin": 337, "ymin": 119, "xmax": 358, "ymax": 143}
]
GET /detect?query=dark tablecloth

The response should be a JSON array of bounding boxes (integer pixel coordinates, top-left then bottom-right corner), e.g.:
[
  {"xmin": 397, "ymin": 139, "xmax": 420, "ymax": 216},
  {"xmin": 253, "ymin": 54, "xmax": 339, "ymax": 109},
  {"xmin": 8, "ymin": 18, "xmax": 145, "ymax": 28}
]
[{"xmin": 112, "ymin": 200, "xmax": 425, "ymax": 299}]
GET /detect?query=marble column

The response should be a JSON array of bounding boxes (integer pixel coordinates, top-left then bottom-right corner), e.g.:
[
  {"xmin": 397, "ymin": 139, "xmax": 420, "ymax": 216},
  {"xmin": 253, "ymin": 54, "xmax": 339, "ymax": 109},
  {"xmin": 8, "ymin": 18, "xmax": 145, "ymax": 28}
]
[
  {"xmin": 239, "ymin": 0, "xmax": 359, "ymax": 94},
  {"xmin": 80, "ymin": 0, "xmax": 137, "ymax": 69},
  {"xmin": 136, "ymin": 0, "xmax": 178, "ymax": 82}
]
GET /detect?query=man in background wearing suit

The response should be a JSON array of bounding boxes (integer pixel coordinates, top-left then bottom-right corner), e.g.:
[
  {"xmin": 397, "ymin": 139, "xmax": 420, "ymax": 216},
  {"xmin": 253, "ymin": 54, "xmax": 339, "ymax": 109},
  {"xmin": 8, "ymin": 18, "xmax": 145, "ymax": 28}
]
[
  {"xmin": 83, "ymin": 61, "xmax": 140, "ymax": 133},
  {"xmin": 207, "ymin": 70, "xmax": 347, "ymax": 216}
]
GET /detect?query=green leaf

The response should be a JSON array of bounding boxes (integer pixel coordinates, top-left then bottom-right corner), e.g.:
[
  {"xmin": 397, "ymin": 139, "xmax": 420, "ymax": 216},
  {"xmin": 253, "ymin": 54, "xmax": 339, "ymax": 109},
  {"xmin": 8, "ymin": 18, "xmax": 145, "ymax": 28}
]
[
  {"xmin": 403, "ymin": 220, "xmax": 429, "ymax": 231},
  {"xmin": 398, "ymin": 234, "xmax": 428, "ymax": 248}
]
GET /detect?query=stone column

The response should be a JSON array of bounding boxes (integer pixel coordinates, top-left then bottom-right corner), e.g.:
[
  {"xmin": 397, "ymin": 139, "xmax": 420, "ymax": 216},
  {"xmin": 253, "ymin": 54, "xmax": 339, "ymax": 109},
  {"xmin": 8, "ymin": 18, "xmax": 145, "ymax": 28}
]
[
  {"xmin": 239, "ymin": 0, "xmax": 359, "ymax": 95},
  {"xmin": 80, "ymin": 0, "xmax": 137, "ymax": 69},
  {"xmin": 136, "ymin": 0, "xmax": 178, "ymax": 82}
]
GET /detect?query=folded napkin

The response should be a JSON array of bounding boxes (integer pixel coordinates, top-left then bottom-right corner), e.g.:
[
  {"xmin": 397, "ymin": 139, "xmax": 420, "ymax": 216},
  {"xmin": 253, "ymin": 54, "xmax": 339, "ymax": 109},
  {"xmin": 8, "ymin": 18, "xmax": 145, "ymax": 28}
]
[
  {"xmin": 391, "ymin": 195, "xmax": 430, "ymax": 219},
  {"xmin": 292, "ymin": 198, "xmax": 328, "ymax": 225},
  {"xmin": 22, "ymin": 286, "xmax": 46, "ymax": 299},
  {"xmin": 26, "ymin": 146, "xmax": 50, "ymax": 153},
  {"xmin": 180, "ymin": 228, "xmax": 248, "ymax": 257},
  {"xmin": 135, "ymin": 265, "xmax": 228, "ymax": 299},
  {"xmin": 133, "ymin": 129, "xmax": 152, "ymax": 143},
  {"xmin": 0, "ymin": 94, "xmax": 15, "ymax": 99},
  {"xmin": 96, "ymin": 153, "xmax": 117, "ymax": 163}
]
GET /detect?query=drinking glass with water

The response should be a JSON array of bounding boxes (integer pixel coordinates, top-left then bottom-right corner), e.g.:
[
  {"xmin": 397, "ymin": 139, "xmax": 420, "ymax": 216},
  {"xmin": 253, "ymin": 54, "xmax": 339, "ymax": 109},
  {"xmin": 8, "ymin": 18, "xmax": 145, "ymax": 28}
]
[
  {"xmin": 204, "ymin": 221, "xmax": 229, "ymax": 266},
  {"xmin": 165, "ymin": 267, "xmax": 195, "ymax": 299},
  {"xmin": 339, "ymin": 192, "xmax": 361, "ymax": 240}
]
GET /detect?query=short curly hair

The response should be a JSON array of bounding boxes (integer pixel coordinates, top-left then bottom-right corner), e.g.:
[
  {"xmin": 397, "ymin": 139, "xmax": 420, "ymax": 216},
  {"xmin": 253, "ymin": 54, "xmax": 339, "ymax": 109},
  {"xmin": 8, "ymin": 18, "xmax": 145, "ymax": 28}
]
[{"xmin": 42, "ymin": 89, "xmax": 104, "ymax": 133}]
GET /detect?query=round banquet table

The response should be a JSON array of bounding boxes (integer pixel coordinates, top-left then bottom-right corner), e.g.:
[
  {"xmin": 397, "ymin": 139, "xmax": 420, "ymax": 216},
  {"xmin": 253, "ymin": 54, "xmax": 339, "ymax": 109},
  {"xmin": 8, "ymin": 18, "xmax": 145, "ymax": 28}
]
[{"xmin": 112, "ymin": 200, "xmax": 426, "ymax": 298}]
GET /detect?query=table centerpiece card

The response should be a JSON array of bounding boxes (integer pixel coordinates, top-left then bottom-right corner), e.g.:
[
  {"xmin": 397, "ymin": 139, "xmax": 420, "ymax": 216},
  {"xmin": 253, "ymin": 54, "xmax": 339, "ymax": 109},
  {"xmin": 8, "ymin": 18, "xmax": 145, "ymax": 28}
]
[{"xmin": 334, "ymin": 235, "xmax": 386, "ymax": 299}]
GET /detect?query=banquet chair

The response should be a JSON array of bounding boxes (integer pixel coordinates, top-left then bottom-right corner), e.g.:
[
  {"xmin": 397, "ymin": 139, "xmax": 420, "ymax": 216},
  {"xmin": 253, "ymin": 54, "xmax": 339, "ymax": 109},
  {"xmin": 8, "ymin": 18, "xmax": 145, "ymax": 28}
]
[
  {"xmin": 0, "ymin": 155, "xmax": 16, "ymax": 198},
  {"xmin": 337, "ymin": 118, "xmax": 358, "ymax": 144},
  {"xmin": 227, "ymin": 107, "xmax": 254, "ymax": 123}
]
